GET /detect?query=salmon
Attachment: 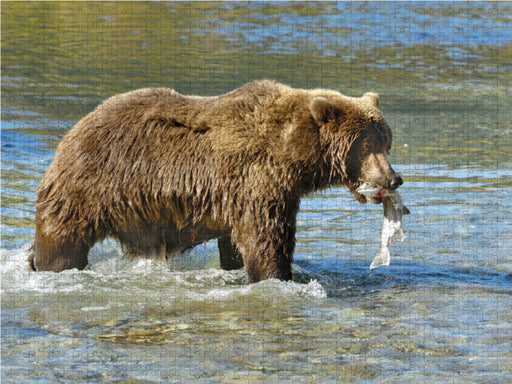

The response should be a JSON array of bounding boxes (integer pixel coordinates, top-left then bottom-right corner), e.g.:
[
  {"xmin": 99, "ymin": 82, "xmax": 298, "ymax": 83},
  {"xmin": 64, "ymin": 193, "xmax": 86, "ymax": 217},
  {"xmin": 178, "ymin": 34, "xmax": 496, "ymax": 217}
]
[{"xmin": 356, "ymin": 183, "xmax": 410, "ymax": 270}]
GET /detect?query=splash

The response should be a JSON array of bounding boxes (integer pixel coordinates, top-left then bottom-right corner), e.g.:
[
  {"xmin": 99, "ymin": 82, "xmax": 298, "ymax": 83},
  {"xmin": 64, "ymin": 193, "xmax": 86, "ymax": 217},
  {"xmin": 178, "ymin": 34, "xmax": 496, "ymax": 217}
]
[{"xmin": 1, "ymin": 243, "xmax": 326, "ymax": 302}]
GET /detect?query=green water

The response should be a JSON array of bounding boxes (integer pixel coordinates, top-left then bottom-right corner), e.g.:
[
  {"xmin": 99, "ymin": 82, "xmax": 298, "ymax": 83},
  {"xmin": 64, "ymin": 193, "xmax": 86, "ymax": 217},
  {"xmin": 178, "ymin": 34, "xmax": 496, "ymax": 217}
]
[{"xmin": 2, "ymin": 2, "xmax": 512, "ymax": 383}]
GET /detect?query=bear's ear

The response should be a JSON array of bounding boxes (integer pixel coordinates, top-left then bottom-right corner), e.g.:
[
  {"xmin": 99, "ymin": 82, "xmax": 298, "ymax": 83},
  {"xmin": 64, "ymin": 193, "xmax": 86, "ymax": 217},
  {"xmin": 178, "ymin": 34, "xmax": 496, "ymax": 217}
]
[
  {"xmin": 363, "ymin": 92, "xmax": 379, "ymax": 107},
  {"xmin": 310, "ymin": 97, "xmax": 341, "ymax": 124}
]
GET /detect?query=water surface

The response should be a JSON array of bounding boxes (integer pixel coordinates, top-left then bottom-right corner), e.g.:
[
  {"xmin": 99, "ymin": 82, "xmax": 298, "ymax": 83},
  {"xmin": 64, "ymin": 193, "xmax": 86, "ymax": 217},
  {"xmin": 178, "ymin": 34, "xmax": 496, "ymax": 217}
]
[{"xmin": 2, "ymin": 2, "xmax": 512, "ymax": 383}]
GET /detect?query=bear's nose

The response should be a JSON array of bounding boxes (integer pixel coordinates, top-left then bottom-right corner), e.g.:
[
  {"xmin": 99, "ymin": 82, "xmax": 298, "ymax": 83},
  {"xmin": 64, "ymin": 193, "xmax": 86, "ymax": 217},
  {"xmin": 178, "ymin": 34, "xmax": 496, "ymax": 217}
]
[{"xmin": 389, "ymin": 175, "xmax": 403, "ymax": 190}]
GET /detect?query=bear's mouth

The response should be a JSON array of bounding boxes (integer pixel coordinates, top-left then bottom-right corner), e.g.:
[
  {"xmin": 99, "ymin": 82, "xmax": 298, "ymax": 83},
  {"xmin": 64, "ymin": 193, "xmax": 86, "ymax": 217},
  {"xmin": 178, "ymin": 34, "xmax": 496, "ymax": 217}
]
[
  {"xmin": 361, "ymin": 192, "xmax": 384, "ymax": 205},
  {"xmin": 352, "ymin": 181, "xmax": 387, "ymax": 204}
]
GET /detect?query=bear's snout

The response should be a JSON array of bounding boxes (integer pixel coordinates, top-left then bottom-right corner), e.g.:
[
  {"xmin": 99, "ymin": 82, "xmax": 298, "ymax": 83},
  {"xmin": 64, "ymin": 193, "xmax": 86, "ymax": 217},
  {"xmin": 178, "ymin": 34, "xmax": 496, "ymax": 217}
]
[{"xmin": 359, "ymin": 152, "xmax": 401, "ymax": 192}]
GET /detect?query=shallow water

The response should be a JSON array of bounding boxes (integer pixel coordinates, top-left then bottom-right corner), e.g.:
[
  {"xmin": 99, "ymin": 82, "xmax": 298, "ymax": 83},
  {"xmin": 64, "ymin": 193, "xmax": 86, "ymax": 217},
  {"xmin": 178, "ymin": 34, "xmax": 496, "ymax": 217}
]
[{"xmin": 2, "ymin": 2, "xmax": 512, "ymax": 383}]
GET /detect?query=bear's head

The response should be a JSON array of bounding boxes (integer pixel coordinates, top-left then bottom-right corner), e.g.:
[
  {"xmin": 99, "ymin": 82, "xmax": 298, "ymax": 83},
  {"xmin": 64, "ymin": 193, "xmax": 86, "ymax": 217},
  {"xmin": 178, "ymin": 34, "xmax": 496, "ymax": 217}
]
[{"xmin": 310, "ymin": 92, "xmax": 402, "ymax": 204}]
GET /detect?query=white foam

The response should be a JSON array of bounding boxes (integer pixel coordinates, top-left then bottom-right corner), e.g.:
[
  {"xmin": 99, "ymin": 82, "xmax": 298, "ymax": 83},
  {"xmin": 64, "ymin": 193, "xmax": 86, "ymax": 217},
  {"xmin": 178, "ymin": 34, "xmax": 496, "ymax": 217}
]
[
  {"xmin": 80, "ymin": 305, "xmax": 109, "ymax": 312},
  {"xmin": 1, "ymin": 244, "xmax": 327, "ymax": 303}
]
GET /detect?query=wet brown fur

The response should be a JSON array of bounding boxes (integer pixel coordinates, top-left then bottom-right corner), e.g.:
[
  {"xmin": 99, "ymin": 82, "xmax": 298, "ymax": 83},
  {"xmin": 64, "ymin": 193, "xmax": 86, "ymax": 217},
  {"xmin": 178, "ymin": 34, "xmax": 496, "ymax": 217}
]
[{"xmin": 30, "ymin": 80, "xmax": 399, "ymax": 282}]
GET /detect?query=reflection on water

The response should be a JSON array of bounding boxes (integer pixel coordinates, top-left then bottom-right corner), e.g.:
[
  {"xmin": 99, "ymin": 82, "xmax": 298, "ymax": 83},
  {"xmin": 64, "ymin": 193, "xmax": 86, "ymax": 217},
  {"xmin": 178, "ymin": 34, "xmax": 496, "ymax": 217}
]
[{"xmin": 2, "ymin": 2, "xmax": 512, "ymax": 383}]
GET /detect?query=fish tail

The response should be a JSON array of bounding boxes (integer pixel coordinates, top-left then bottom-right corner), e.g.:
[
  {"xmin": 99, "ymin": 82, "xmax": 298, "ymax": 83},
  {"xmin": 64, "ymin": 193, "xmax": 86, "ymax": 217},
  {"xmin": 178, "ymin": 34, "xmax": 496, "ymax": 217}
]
[{"xmin": 370, "ymin": 248, "xmax": 391, "ymax": 270}]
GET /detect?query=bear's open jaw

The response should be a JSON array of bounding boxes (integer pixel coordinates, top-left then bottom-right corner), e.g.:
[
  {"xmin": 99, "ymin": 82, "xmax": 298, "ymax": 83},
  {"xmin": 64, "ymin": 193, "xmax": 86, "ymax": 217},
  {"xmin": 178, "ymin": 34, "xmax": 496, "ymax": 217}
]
[
  {"xmin": 356, "ymin": 181, "xmax": 407, "ymax": 204},
  {"xmin": 355, "ymin": 182, "xmax": 388, "ymax": 204},
  {"xmin": 356, "ymin": 182, "xmax": 384, "ymax": 196}
]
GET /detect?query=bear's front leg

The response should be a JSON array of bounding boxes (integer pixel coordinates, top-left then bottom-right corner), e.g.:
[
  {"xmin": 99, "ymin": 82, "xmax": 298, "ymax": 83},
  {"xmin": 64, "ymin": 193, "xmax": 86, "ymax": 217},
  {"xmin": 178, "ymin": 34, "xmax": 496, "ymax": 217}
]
[{"xmin": 232, "ymin": 218, "xmax": 297, "ymax": 283}]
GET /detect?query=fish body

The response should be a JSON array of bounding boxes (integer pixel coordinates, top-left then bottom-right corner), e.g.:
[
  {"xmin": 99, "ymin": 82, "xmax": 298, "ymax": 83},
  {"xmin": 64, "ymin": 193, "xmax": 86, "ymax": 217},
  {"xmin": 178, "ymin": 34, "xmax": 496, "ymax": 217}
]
[
  {"xmin": 356, "ymin": 183, "xmax": 409, "ymax": 270},
  {"xmin": 370, "ymin": 192, "xmax": 409, "ymax": 270}
]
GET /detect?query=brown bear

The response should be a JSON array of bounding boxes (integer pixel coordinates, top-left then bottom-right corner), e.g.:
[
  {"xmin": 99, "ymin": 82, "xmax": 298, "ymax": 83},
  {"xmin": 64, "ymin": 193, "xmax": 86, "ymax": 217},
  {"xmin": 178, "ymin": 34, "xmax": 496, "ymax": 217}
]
[{"xmin": 29, "ymin": 80, "xmax": 403, "ymax": 282}]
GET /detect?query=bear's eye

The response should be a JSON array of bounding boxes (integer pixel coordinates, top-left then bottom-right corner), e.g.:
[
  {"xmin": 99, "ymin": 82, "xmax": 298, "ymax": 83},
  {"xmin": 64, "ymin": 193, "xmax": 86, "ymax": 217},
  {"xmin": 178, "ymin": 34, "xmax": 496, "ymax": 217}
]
[{"xmin": 363, "ymin": 141, "xmax": 372, "ymax": 152}]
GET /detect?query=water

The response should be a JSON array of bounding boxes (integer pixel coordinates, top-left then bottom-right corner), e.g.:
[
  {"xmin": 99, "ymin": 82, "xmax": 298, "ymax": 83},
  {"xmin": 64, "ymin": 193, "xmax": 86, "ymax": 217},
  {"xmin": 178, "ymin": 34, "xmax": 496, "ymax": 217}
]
[{"xmin": 2, "ymin": 2, "xmax": 512, "ymax": 383}]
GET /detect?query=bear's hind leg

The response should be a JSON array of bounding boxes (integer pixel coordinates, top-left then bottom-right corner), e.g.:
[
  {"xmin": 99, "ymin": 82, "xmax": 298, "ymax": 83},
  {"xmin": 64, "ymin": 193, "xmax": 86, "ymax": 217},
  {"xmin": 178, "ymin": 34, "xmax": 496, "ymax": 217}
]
[
  {"xmin": 31, "ymin": 230, "xmax": 91, "ymax": 272},
  {"xmin": 218, "ymin": 234, "xmax": 244, "ymax": 271}
]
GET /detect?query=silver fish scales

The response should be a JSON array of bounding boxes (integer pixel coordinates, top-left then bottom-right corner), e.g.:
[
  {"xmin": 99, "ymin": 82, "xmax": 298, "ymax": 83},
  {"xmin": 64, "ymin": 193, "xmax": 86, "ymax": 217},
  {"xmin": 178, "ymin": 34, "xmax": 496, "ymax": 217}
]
[{"xmin": 356, "ymin": 183, "xmax": 410, "ymax": 270}]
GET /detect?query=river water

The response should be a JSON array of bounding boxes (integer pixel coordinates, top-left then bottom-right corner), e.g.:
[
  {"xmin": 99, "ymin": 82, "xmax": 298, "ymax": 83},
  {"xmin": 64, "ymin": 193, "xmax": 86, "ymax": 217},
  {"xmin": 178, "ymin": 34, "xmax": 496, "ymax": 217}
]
[{"xmin": 2, "ymin": 2, "xmax": 512, "ymax": 383}]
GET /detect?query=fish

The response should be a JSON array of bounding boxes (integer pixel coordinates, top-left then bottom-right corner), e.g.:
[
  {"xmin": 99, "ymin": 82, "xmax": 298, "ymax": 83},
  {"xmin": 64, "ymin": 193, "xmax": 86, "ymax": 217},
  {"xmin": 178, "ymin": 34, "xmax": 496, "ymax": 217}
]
[
  {"xmin": 355, "ymin": 182, "xmax": 384, "ymax": 197},
  {"xmin": 356, "ymin": 183, "xmax": 410, "ymax": 270}
]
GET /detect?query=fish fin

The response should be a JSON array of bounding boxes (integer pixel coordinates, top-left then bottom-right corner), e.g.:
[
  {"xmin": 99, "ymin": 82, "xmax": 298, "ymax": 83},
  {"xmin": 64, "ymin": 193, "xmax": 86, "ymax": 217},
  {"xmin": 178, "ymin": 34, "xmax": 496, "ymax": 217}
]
[
  {"xmin": 370, "ymin": 248, "xmax": 390, "ymax": 270},
  {"xmin": 391, "ymin": 229, "xmax": 405, "ymax": 243}
]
